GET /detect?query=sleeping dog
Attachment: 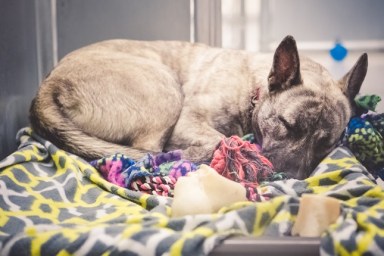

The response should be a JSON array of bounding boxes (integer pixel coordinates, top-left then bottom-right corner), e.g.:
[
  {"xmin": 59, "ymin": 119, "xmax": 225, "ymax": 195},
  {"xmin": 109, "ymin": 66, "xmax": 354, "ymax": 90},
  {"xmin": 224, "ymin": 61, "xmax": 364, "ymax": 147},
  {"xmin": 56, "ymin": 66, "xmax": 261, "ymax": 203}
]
[{"xmin": 29, "ymin": 35, "xmax": 368, "ymax": 179}]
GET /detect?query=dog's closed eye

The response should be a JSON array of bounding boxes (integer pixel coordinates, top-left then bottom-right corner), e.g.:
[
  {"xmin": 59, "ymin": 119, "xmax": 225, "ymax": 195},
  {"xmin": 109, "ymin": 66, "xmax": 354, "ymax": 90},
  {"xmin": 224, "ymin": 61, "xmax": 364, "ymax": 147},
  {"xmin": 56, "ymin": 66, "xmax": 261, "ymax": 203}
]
[
  {"xmin": 278, "ymin": 115, "xmax": 294, "ymax": 130},
  {"xmin": 316, "ymin": 134, "xmax": 335, "ymax": 149}
]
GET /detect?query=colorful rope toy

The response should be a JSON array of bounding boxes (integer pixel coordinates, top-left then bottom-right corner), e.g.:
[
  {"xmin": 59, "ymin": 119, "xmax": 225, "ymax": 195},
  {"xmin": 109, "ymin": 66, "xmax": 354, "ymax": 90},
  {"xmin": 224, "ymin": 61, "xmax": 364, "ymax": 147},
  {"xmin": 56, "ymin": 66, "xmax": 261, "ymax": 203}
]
[{"xmin": 342, "ymin": 94, "xmax": 384, "ymax": 179}]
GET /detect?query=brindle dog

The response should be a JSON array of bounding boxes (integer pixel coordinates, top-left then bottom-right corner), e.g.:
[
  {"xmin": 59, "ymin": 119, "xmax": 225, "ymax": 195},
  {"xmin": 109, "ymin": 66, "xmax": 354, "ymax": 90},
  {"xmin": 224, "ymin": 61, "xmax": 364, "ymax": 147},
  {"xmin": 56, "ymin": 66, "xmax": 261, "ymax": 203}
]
[{"xmin": 29, "ymin": 36, "xmax": 368, "ymax": 179}]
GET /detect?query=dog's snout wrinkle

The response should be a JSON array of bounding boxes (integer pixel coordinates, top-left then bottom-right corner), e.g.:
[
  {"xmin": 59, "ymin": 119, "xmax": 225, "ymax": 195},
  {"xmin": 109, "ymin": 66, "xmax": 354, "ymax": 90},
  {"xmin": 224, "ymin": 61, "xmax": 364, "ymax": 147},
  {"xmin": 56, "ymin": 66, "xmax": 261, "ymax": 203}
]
[{"xmin": 261, "ymin": 142, "xmax": 314, "ymax": 179}]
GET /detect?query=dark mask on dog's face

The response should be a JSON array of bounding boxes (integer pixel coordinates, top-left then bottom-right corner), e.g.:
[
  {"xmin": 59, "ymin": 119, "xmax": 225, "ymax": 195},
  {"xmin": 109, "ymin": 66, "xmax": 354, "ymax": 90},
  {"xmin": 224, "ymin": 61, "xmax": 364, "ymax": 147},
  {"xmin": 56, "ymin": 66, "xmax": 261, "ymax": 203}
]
[{"xmin": 251, "ymin": 36, "xmax": 368, "ymax": 179}]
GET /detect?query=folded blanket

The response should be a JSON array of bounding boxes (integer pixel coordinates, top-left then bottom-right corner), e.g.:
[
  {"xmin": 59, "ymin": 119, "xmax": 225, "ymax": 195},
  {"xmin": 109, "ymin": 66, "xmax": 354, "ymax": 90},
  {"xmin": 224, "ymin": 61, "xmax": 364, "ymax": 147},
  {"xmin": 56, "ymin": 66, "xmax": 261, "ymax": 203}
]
[{"xmin": 1, "ymin": 127, "xmax": 384, "ymax": 255}]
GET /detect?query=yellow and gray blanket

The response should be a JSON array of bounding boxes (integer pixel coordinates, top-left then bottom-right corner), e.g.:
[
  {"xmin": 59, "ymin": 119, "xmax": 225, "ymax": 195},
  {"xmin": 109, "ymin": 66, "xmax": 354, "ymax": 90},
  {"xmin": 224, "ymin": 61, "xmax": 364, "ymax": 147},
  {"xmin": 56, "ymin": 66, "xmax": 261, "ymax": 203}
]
[{"xmin": 1, "ymin": 128, "xmax": 384, "ymax": 255}]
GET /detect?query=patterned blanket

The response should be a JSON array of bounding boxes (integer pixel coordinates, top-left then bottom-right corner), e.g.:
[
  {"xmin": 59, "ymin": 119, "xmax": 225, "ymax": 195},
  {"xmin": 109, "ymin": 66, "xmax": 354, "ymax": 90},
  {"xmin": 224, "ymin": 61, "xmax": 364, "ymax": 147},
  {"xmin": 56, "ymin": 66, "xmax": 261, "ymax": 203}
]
[{"xmin": 1, "ymin": 127, "xmax": 384, "ymax": 255}]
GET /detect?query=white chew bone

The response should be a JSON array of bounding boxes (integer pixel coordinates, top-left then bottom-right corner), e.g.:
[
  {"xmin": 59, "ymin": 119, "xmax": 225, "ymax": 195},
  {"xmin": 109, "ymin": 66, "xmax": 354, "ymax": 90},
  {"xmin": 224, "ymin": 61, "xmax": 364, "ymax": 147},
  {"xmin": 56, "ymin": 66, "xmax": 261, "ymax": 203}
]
[
  {"xmin": 171, "ymin": 164, "xmax": 247, "ymax": 217},
  {"xmin": 292, "ymin": 194, "xmax": 341, "ymax": 237}
]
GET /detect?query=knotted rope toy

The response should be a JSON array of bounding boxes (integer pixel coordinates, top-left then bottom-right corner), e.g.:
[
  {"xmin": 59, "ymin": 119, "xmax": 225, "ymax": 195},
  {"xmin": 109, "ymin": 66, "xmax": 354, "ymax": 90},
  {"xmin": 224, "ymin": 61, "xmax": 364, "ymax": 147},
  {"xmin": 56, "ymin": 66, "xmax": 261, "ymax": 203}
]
[
  {"xmin": 90, "ymin": 150, "xmax": 197, "ymax": 197},
  {"xmin": 209, "ymin": 135, "xmax": 286, "ymax": 201},
  {"xmin": 210, "ymin": 135, "xmax": 274, "ymax": 187},
  {"xmin": 342, "ymin": 94, "xmax": 384, "ymax": 178}
]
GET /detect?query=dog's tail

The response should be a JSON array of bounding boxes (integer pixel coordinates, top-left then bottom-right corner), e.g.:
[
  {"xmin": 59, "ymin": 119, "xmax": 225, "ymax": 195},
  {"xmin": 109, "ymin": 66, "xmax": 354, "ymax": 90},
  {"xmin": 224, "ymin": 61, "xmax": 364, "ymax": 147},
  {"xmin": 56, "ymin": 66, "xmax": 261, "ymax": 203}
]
[{"xmin": 29, "ymin": 81, "xmax": 151, "ymax": 161}]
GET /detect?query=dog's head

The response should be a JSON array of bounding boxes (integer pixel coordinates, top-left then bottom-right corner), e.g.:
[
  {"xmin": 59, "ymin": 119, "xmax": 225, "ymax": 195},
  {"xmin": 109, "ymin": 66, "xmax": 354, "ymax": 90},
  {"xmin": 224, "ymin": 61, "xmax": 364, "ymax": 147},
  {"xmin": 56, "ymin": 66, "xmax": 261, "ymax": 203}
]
[{"xmin": 252, "ymin": 35, "xmax": 368, "ymax": 179}]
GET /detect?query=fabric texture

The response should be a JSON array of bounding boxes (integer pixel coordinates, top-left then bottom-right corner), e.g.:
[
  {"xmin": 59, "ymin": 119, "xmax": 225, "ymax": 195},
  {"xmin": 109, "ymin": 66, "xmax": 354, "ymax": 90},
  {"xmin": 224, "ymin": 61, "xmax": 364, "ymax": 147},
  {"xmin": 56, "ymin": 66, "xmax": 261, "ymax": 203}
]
[{"xmin": 1, "ymin": 127, "xmax": 384, "ymax": 255}]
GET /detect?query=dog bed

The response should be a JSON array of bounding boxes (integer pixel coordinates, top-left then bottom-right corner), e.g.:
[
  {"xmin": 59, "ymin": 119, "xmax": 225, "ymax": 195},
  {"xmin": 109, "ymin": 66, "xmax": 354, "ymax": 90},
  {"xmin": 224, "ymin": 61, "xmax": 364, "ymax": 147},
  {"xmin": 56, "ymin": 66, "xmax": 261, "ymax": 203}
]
[{"xmin": 0, "ymin": 124, "xmax": 383, "ymax": 256}]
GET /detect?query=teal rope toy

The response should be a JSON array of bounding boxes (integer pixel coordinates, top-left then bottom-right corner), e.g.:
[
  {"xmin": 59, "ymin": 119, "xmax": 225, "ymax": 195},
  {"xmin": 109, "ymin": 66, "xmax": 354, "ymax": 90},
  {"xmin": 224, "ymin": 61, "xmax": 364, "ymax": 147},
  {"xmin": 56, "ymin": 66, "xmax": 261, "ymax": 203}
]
[{"xmin": 342, "ymin": 95, "xmax": 384, "ymax": 179}]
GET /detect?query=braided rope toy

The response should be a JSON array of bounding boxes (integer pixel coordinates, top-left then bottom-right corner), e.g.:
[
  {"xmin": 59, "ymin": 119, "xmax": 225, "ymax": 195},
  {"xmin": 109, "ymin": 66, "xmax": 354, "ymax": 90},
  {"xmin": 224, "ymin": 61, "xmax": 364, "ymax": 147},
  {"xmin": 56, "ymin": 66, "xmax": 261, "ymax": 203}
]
[
  {"xmin": 90, "ymin": 151, "xmax": 197, "ymax": 197},
  {"xmin": 342, "ymin": 95, "xmax": 384, "ymax": 178},
  {"xmin": 210, "ymin": 135, "xmax": 288, "ymax": 201}
]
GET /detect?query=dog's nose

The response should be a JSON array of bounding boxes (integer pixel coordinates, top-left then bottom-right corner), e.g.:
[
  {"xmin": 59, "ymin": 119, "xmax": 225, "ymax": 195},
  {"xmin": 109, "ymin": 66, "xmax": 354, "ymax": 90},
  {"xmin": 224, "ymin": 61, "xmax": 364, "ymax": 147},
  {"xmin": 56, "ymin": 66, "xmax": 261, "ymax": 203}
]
[{"xmin": 262, "ymin": 150, "xmax": 309, "ymax": 179}]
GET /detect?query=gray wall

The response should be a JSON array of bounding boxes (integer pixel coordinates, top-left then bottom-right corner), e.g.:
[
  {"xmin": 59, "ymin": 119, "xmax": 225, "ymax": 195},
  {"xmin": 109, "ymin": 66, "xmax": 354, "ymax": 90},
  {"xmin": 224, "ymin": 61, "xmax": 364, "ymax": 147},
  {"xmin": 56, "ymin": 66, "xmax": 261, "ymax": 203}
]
[
  {"xmin": 56, "ymin": 0, "xmax": 191, "ymax": 58},
  {"xmin": 0, "ymin": 0, "xmax": 191, "ymax": 160},
  {"xmin": 0, "ymin": 0, "xmax": 39, "ymax": 160},
  {"xmin": 264, "ymin": 0, "xmax": 384, "ymax": 47}
]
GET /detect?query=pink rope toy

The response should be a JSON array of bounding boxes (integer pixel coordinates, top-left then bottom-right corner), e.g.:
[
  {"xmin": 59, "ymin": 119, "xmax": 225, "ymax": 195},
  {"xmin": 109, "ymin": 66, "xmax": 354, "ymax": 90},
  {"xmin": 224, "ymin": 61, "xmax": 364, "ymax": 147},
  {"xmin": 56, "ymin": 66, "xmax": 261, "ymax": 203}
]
[{"xmin": 210, "ymin": 135, "xmax": 274, "ymax": 188}]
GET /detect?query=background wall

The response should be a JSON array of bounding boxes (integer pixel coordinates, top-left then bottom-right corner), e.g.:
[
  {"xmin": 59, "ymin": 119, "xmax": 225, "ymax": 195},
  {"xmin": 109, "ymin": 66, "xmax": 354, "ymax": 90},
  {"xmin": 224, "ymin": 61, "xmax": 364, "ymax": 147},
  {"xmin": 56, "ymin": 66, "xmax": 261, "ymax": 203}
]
[
  {"xmin": 0, "ymin": 0, "xmax": 39, "ymax": 160},
  {"xmin": 267, "ymin": 0, "xmax": 384, "ymax": 46},
  {"xmin": 56, "ymin": 0, "xmax": 191, "ymax": 58}
]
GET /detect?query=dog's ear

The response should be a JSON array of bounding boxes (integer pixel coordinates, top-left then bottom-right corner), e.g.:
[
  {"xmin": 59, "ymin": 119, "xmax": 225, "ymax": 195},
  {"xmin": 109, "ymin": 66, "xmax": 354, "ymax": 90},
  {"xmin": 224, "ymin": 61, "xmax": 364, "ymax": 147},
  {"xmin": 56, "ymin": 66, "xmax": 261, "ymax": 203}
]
[
  {"xmin": 268, "ymin": 35, "xmax": 302, "ymax": 93},
  {"xmin": 339, "ymin": 53, "xmax": 368, "ymax": 101}
]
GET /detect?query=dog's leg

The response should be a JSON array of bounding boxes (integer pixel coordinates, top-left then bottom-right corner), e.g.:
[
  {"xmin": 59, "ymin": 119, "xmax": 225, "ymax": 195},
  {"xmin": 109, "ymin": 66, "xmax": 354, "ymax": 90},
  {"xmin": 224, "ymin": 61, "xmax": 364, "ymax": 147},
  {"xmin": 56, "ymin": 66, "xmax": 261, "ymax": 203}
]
[{"xmin": 165, "ymin": 112, "xmax": 225, "ymax": 163}]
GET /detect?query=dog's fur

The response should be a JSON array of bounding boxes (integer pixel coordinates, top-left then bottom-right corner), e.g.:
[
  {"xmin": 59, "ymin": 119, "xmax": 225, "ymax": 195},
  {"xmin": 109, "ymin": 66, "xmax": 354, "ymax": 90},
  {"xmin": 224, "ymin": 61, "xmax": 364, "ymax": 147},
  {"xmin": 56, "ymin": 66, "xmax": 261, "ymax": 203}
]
[{"xmin": 29, "ymin": 36, "xmax": 368, "ymax": 179}]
